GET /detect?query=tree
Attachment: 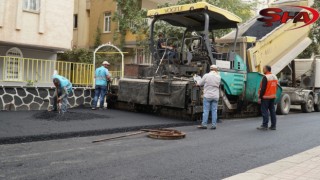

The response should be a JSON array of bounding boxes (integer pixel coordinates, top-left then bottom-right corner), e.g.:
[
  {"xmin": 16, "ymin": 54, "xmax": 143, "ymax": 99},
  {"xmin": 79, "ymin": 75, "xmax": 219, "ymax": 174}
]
[
  {"xmin": 113, "ymin": 0, "xmax": 148, "ymax": 48},
  {"xmin": 299, "ymin": 1, "xmax": 320, "ymax": 58},
  {"xmin": 58, "ymin": 48, "xmax": 93, "ymax": 63},
  {"xmin": 113, "ymin": 0, "xmax": 253, "ymax": 48},
  {"xmin": 57, "ymin": 48, "xmax": 102, "ymax": 65},
  {"xmin": 94, "ymin": 27, "xmax": 102, "ymax": 49}
]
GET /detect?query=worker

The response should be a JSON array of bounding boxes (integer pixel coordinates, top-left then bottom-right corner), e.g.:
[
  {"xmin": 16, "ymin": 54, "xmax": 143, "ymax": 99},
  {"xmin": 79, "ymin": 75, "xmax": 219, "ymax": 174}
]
[
  {"xmin": 50, "ymin": 74, "xmax": 73, "ymax": 114},
  {"xmin": 157, "ymin": 32, "xmax": 176, "ymax": 63},
  {"xmin": 196, "ymin": 64, "xmax": 221, "ymax": 130},
  {"xmin": 190, "ymin": 31, "xmax": 200, "ymax": 52},
  {"xmin": 92, "ymin": 61, "xmax": 111, "ymax": 110},
  {"xmin": 257, "ymin": 65, "xmax": 278, "ymax": 131}
]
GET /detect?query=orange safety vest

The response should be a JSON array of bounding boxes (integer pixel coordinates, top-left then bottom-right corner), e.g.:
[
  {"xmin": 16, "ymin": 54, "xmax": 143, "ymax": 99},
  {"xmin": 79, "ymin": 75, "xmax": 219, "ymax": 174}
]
[{"xmin": 259, "ymin": 72, "xmax": 278, "ymax": 99}]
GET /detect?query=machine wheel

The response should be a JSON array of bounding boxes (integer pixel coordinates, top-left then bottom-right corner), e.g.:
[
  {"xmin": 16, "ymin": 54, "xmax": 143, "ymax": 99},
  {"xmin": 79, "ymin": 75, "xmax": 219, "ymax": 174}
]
[
  {"xmin": 301, "ymin": 94, "xmax": 314, "ymax": 113},
  {"xmin": 314, "ymin": 101, "xmax": 320, "ymax": 112},
  {"xmin": 276, "ymin": 94, "xmax": 291, "ymax": 115}
]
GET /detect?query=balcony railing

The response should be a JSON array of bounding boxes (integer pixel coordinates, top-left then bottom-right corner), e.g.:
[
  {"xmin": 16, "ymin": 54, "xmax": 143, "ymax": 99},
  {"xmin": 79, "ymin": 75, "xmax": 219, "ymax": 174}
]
[{"xmin": 0, "ymin": 56, "xmax": 121, "ymax": 87}]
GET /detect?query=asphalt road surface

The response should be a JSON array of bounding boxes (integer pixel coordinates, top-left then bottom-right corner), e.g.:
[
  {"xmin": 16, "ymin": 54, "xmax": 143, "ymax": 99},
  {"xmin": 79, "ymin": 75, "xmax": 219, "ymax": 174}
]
[
  {"xmin": 1, "ymin": 112, "xmax": 320, "ymax": 180},
  {"xmin": 0, "ymin": 109, "xmax": 192, "ymax": 144}
]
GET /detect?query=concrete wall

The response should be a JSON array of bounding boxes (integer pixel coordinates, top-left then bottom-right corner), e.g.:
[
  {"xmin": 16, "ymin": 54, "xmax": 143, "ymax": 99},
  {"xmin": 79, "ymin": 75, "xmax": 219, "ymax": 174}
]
[
  {"xmin": 0, "ymin": 0, "xmax": 74, "ymax": 50},
  {"xmin": 0, "ymin": 87, "xmax": 94, "ymax": 111}
]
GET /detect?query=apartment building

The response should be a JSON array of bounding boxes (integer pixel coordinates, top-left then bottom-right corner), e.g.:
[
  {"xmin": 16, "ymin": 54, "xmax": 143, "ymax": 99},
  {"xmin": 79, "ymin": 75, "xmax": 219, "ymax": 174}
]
[
  {"xmin": 73, "ymin": 0, "xmax": 90, "ymax": 49},
  {"xmin": 0, "ymin": 0, "xmax": 73, "ymax": 59},
  {"xmin": 0, "ymin": 0, "xmax": 74, "ymax": 86},
  {"xmin": 73, "ymin": 0, "xmax": 177, "ymax": 67}
]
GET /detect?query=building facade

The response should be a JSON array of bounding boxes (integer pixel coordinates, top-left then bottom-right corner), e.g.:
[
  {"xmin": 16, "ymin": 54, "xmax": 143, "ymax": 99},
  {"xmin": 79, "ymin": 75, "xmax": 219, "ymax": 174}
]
[
  {"xmin": 0, "ymin": 0, "xmax": 74, "ymax": 58},
  {"xmin": 74, "ymin": 0, "xmax": 177, "ymax": 68},
  {"xmin": 0, "ymin": 0, "xmax": 97, "ymax": 111},
  {"xmin": 73, "ymin": 0, "xmax": 90, "ymax": 49},
  {"xmin": 0, "ymin": 0, "xmax": 74, "ymax": 87}
]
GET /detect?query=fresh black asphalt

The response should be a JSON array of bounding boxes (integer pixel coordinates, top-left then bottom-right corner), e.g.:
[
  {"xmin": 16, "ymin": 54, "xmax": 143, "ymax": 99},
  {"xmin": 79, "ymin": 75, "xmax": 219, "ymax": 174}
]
[
  {"xmin": 0, "ymin": 109, "xmax": 194, "ymax": 144},
  {"xmin": 1, "ymin": 112, "xmax": 320, "ymax": 180}
]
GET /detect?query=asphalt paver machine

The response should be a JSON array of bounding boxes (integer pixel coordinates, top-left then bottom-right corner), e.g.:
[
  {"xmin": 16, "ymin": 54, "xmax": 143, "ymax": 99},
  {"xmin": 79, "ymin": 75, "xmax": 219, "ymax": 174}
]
[{"xmin": 114, "ymin": 2, "xmax": 282, "ymax": 120}]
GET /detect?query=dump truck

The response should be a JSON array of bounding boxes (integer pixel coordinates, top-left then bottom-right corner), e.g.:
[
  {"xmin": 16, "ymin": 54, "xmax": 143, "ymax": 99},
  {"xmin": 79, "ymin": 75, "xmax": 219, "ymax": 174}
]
[
  {"xmin": 217, "ymin": 0, "xmax": 320, "ymax": 115},
  {"xmin": 110, "ymin": 1, "xmax": 284, "ymax": 120}
]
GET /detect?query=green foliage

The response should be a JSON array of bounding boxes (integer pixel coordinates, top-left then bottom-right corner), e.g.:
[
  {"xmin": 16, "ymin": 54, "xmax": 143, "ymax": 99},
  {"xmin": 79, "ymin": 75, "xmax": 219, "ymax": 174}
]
[
  {"xmin": 58, "ymin": 47, "xmax": 123, "ymax": 71},
  {"xmin": 163, "ymin": 0, "xmax": 253, "ymax": 22},
  {"xmin": 113, "ymin": 0, "xmax": 253, "ymax": 50},
  {"xmin": 299, "ymin": 1, "xmax": 320, "ymax": 58},
  {"xmin": 113, "ymin": 0, "xmax": 148, "ymax": 48},
  {"xmin": 58, "ymin": 48, "xmax": 95, "ymax": 64},
  {"xmin": 156, "ymin": 0, "xmax": 253, "ymax": 38},
  {"xmin": 94, "ymin": 27, "xmax": 102, "ymax": 49}
]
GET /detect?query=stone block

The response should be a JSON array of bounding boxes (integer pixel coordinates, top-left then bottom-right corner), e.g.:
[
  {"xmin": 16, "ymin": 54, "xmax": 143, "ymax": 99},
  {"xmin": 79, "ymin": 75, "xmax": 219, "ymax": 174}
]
[
  {"xmin": 30, "ymin": 103, "xmax": 40, "ymax": 110},
  {"xmin": 38, "ymin": 89, "xmax": 49, "ymax": 98},
  {"xmin": 14, "ymin": 96, "xmax": 23, "ymax": 106},
  {"xmin": 23, "ymin": 94, "xmax": 34, "ymax": 104},
  {"xmin": 26, "ymin": 88, "xmax": 38, "ymax": 96},
  {"xmin": 16, "ymin": 105, "xmax": 29, "ymax": 111},
  {"xmin": 3, "ymin": 94, "xmax": 13, "ymax": 103},
  {"xmin": 5, "ymin": 88, "xmax": 16, "ymax": 95},
  {"xmin": 17, "ymin": 88, "xmax": 27, "ymax": 97}
]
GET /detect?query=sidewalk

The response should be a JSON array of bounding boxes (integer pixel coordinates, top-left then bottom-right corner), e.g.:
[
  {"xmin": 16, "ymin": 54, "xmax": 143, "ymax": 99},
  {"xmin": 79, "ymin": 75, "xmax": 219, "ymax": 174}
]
[
  {"xmin": 225, "ymin": 146, "xmax": 320, "ymax": 180},
  {"xmin": 0, "ymin": 108, "xmax": 194, "ymax": 144}
]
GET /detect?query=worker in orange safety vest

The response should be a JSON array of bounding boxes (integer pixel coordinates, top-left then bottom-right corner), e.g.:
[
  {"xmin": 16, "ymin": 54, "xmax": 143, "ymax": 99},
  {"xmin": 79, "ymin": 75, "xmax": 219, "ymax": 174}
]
[{"xmin": 257, "ymin": 65, "xmax": 278, "ymax": 131}]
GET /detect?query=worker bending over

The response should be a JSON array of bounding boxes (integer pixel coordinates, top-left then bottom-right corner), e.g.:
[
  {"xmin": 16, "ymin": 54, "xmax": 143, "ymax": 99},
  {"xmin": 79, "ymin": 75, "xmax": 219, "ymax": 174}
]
[
  {"xmin": 257, "ymin": 65, "xmax": 278, "ymax": 131},
  {"xmin": 196, "ymin": 65, "xmax": 221, "ymax": 130},
  {"xmin": 50, "ymin": 74, "xmax": 73, "ymax": 114}
]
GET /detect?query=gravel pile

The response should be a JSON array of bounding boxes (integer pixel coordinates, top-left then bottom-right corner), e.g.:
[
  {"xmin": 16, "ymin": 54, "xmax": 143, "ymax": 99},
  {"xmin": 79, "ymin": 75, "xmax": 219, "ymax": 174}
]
[{"xmin": 33, "ymin": 111, "xmax": 108, "ymax": 121}]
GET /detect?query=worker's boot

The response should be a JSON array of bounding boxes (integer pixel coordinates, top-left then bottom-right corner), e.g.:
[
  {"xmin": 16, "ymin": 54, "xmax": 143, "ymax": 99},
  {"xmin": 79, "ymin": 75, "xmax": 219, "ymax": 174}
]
[
  {"xmin": 197, "ymin": 125, "xmax": 207, "ymax": 129},
  {"xmin": 269, "ymin": 126, "xmax": 276, "ymax": 130},
  {"xmin": 257, "ymin": 126, "xmax": 268, "ymax": 131},
  {"xmin": 210, "ymin": 126, "xmax": 217, "ymax": 130},
  {"xmin": 48, "ymin": 107, "xmax": 57, "ymax": 112}
]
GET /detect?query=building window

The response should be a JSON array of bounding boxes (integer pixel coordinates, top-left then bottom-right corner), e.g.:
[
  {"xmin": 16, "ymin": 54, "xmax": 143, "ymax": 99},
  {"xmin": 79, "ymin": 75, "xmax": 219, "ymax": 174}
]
[
  {"xmin": 74, "ymin": 14, "xmax": 78, "ymax": 29},
  {"xmin": 23, "ymin": 0, "xmax": 40, "ymax": 12},
  {"xmin": 5, "ymin": 48, "xmax": 24, "ymax": 81},
  {"xmin": 135, "ymin": 49, "xmax": 152, "ymax": 65},
  {"xmin": 104, "ymin": 12, "xmax": 111, "ymax": 33}
]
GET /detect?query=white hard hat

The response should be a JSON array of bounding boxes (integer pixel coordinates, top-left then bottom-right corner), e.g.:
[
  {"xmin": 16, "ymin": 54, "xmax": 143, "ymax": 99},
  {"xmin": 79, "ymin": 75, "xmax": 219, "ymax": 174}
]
[
  {"xmin": 102, "ymin": 61, "xmax": 110, "ymax": 65},
  {"xmin": 210, "ymin": 64, "xmax": 218, "ymax": 70}
]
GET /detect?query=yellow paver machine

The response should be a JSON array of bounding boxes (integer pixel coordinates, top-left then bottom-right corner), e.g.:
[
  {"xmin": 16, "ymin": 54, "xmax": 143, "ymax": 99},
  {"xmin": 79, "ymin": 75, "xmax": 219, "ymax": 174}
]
[{"xmin": 113, "ymin": 1, "xmax": 291, "ymax": 119}]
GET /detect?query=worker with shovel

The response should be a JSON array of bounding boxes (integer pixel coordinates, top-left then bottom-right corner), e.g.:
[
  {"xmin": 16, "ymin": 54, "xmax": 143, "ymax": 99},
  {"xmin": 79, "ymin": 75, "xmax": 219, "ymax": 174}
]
[{"xmin": 49, "ymin": 74, "xmax": 73, "ymax": 114}]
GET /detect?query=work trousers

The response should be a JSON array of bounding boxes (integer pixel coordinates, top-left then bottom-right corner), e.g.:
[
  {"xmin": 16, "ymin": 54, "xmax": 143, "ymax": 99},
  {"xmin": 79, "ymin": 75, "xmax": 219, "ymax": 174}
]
[
  {"xmin": 93, "ymin": 85, "xmax": 107, "ymax": 108},
  {"xmin": 261, "ymin": 99, "xmax": 277, "ymax": 128},
  {"xmin": 53, "ymin": 88, "xmax": 68, "ymax": 113},
  {"xmin": 202, "ymin": 97, "xmax": 218, "ymax": 127}
]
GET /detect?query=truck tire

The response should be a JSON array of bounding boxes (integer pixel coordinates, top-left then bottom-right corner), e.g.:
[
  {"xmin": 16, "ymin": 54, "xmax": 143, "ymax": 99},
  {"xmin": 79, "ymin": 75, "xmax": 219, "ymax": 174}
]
[
  {"xmin": 276, "ymin": 93, "xmax": 291, "ymax": 115},
  {"xmin": 314, "ymin": 102, "xmax": 320, "ymax": 112},
  {"xmin": 301, "ymin": 94, "xmax": 314, "ymax": 113}
]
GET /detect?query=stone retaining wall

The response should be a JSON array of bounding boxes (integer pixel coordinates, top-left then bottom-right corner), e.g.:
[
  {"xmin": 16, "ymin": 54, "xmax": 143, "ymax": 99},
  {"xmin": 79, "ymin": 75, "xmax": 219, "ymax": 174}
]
[{"xmin": 0, "ymin": 87, "xmax": 94, "ymax": 111}]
